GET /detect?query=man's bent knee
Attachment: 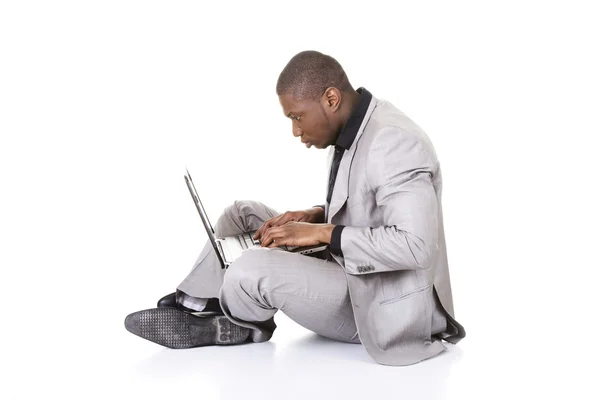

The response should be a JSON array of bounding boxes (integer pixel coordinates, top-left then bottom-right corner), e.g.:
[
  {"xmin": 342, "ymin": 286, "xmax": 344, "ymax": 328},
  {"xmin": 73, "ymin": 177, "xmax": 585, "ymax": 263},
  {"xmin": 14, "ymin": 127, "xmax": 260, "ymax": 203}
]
[
  {"xmin": 222, "ymin": 249, "xmax": 279, "ymax": 300},
  {"xmin": 223, "ymin": 200, "xmax": 266, "ymax": 219},
  {"xmin": 224, "ymin": 249, "xmax": 273, "ymax": 282}
]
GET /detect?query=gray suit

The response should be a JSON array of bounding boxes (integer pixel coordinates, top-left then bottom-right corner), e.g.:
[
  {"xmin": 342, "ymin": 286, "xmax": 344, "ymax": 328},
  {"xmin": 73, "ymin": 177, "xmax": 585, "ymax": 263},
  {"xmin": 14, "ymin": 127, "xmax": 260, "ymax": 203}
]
[
  {"xmin": 324, "ymin": 96, "xmax": 465, "ymax": 365},
  {"xmin": 177, "ymin": 94, "xmax": 465, "ymax": 366}
]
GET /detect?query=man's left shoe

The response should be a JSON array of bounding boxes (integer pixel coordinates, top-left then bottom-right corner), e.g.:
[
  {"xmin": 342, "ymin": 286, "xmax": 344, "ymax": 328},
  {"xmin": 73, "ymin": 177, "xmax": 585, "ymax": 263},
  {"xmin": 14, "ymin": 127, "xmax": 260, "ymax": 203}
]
[
  {"xmin": 157, "ymin": 292, "xmax": 177, "ymax": 308},
  {"xmin": 124, "ymin": 307, "xmax": 250, "ymax": 349},
  {"xmin": 157, "ymin": 292, "xmax": 224, "ymax": 314}
]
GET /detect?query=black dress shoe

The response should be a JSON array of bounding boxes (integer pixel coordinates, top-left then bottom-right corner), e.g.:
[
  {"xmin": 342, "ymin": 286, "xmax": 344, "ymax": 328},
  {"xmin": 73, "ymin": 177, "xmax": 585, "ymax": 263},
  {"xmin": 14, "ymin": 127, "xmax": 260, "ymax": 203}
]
[
  {"xmin": 157, "ymin": 292, "xmax": 223, "ymax": 314},
  {"xmin": 157, "ymin": 292, "xmax": 177, "ymax": 308},
  {"xmin": 124, "ymin": 308, "xmax": 251, "ymax": 348}
]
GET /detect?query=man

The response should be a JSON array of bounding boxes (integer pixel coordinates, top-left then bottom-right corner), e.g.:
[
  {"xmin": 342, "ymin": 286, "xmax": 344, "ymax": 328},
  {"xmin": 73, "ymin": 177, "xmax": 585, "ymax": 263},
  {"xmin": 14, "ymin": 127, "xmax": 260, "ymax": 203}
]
[{"xmin": 125, "ymin": 50, "xmax": 465, "ymax": 366}]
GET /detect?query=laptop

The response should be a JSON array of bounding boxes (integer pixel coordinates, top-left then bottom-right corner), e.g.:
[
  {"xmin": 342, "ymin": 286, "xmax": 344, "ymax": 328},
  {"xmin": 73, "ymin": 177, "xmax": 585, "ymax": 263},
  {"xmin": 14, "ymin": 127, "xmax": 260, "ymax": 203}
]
[{"xmin": 184, "ymin": 169, "xmax": 328, "ymax": 268}]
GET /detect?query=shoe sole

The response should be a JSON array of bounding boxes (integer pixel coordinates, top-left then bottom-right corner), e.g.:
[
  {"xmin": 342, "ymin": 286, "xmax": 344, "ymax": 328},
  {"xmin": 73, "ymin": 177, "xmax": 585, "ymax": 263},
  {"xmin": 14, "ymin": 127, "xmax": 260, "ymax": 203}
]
[{"xmin": 124, "ymin": 308, "xmax": 250, "ymax": 348}]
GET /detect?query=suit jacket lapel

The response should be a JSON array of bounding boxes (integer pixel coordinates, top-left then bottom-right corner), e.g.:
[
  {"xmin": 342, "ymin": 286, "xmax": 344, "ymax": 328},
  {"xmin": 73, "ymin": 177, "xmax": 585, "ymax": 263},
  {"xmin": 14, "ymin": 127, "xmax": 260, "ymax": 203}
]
[{"xmin": 327, "ymin": 97, "xmax": 378, "ymax": 223}]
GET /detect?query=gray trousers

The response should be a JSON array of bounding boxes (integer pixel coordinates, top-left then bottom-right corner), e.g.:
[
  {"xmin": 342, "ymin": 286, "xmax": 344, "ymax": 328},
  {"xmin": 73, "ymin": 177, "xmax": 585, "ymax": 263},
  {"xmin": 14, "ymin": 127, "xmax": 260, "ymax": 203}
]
[{"xmin": 177, "ymin": 200, "xmax": 361, "ymax": 344}]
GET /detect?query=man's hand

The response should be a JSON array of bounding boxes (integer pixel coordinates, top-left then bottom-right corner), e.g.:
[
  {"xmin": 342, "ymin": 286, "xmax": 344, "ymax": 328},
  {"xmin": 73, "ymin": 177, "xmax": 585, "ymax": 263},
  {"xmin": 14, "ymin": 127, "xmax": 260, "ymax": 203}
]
[
  {"xmin": 259, "ymin": 222, "xmax": 335, "ymax": 248},
  {"xmin": 253, "ymin": 207, "xmax": 325, "ymax": 241}
]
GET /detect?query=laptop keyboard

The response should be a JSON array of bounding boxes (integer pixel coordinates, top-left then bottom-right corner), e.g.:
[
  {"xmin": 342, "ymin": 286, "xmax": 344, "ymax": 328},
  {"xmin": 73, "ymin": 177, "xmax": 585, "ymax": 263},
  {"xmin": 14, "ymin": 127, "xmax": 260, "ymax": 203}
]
[{"xmin": 237, "ymin": 233, "xmax": 260, "ymax": 250}]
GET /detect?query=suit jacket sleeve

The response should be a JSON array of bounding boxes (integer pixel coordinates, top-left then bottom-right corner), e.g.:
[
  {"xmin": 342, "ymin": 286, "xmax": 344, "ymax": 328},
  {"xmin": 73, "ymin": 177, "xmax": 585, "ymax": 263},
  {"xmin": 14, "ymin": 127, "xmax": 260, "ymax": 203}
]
[{"xmin": 339, "ymin": 127, "xmax": 439, "ymax": 274}]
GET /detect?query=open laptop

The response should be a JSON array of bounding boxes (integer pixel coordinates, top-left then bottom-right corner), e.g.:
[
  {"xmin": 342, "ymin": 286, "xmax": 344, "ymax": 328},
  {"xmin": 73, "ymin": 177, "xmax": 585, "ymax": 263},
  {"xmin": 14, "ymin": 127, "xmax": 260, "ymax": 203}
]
[{"xmin": 184, "ymin": 169, "xmax": 328, "ymax": 269}]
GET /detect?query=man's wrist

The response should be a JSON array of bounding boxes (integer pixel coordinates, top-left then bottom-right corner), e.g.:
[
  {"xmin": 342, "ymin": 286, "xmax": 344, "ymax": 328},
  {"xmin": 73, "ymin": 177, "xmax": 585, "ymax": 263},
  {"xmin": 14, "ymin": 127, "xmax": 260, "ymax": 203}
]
[{"xmin": 319, "ymin": 224, "xmax": 336, "ymax": 244}]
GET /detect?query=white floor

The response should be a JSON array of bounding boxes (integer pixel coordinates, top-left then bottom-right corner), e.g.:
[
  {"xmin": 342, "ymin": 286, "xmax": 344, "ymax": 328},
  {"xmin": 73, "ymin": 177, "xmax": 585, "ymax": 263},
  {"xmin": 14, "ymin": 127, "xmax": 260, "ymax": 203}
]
[
  {"xmin": 118, "ymin": 315, "xmax": 465, "ymax": 400},
  {"xmin": 4, "ymin": 297, "xmax": 595, "ymax": 400}
]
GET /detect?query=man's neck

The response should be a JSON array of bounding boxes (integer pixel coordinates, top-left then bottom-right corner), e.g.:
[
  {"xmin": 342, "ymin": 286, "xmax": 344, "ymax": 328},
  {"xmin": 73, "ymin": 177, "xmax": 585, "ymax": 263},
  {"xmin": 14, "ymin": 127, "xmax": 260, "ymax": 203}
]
[
  {"xmin": 329, "ymin": 89, "xmax": 363, "ymax": 147},
  {"xmin": 342, "ymin": 90, "xmax": 361, "ymax": 121}
]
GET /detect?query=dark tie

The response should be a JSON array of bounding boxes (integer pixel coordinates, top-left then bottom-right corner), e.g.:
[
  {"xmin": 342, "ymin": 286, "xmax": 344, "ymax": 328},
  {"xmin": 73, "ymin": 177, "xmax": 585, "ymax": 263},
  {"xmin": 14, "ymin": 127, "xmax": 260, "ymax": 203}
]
[{"xmin": 327, "ymin": 145, "xmax": 344, "ymax": 204}]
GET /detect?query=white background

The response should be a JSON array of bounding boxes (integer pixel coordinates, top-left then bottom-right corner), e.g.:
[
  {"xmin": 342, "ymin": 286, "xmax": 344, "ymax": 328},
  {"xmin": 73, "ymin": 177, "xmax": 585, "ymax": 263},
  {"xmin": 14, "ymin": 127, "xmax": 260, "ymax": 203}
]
[{"xmin": 1, "ymin": 1, "xmax": 599, "ymax": 399}]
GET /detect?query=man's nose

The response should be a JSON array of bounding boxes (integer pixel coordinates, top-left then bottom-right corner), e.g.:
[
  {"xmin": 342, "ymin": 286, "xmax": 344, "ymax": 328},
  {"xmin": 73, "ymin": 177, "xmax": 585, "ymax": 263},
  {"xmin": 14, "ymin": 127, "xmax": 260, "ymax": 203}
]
[{"xmin": 292, "ymin": 121, "xmax": 302, "ymax": 137}]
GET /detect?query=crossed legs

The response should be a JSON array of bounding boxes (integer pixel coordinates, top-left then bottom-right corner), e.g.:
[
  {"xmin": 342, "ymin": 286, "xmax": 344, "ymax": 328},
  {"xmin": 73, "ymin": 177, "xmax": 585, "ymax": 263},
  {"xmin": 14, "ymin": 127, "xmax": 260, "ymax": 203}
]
[{"xmin": 177, "ymin": 200, "xmax": 361, "ymax": 344}]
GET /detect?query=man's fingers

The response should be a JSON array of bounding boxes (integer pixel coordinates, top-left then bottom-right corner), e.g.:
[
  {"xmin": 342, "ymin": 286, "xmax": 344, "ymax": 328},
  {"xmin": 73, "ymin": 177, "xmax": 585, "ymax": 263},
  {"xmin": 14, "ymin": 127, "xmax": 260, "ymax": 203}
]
[
  {"xmin": 254, "ymin": 217, "xmax": 278, "ymax": 239},
  {"xmin": 256, "ymin": 214, "xmax": 300, "ymax": 244},
  {"xmin": 261, "ymin": 233, "xmax": 272, "ymax": 247},
  {"xmin": 260, "ymin": 228, "xmax": 272, "ymax": 246},
  {"xmin": 267, "ymin": 230, "xmax": 285, "ymax": 248},
  {"xmin": 253, "ymin": 212, "xmax": 301, "ymax": 241},
  {"xmin": 254, "ymin": 223, "xmax": 268, "ymax": 239},
  {"xmin": 257, "ymin": 212, "xmax": 299, "ymax": 239},
  {"xmin": 270, "ymin": 214, "xmax": 289, "ymax": 228},
  {"xmin": 267, "ymin": 240, "xmax": 281, "ymax": 248},
  {"xmin": 261, "ymin": 227, "xmax": 285, "ymax": 247}
]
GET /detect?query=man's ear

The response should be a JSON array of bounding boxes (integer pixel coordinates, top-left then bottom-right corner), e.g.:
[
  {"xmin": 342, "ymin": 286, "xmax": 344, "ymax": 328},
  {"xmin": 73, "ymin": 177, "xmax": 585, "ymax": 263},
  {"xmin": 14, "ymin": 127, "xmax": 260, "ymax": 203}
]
[{"xmin": 321, "ymin": 87, "xmax": 341, "ymax": 112}]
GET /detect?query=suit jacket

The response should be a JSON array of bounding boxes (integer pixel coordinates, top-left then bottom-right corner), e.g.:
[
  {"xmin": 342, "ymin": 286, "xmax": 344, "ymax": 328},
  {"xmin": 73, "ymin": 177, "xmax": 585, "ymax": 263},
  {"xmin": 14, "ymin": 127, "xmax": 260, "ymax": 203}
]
[{"xmin": 325, "ymin": 95, "xmax": 466, "ymax": 366}]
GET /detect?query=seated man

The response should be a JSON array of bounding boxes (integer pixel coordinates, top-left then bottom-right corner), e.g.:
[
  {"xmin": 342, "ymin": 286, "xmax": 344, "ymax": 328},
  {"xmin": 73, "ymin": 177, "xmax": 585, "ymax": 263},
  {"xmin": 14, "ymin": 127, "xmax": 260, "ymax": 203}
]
[{"xmin": 124, "ymin": 50, "xmax": 466, "ymax": 366}]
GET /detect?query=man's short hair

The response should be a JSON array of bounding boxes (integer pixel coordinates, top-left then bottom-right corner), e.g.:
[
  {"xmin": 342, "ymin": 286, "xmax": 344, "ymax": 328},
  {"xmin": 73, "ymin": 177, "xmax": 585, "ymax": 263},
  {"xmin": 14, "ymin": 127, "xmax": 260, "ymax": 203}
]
[{"xmin": 276, "ymin": 50, "xmax": 353, "ymax": 101}]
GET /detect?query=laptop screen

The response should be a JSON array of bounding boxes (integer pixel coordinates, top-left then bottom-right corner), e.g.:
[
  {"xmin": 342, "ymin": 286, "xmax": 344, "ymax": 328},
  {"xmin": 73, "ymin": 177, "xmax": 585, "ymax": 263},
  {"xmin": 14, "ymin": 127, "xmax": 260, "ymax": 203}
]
[{"xmin": 184, "ymin": 169, "xmax": 225, "ymax": 268}]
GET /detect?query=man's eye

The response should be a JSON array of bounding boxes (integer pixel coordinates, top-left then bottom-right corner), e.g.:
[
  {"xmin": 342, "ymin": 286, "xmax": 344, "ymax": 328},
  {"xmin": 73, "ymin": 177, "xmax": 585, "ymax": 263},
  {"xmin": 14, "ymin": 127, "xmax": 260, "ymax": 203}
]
[{"xmin": 294, "ymin": 116, "xmax": 301, "ymax": 121}]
